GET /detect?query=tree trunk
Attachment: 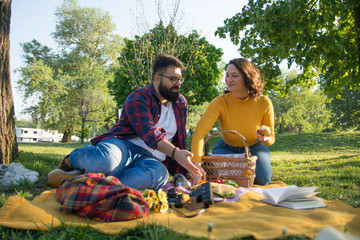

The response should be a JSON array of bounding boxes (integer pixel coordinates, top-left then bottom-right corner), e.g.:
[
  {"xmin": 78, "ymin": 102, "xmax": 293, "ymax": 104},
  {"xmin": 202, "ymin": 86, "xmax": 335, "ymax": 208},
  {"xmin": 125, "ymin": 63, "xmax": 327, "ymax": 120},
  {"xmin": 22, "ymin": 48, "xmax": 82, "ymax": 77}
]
[
  {"xmin": 61, "ymin": 129, "xmax": 72, "ymax": 143},
  {"xmin": 80, "ymin": 117, "xmax": 86, "ymax": 143},
  {"xmin": 0, "ymin": 0, "xmax": 17, "ymax": 164},
  {"xmin": 101, "ymin": 111, "xmax": 117, "ymax": 132}
]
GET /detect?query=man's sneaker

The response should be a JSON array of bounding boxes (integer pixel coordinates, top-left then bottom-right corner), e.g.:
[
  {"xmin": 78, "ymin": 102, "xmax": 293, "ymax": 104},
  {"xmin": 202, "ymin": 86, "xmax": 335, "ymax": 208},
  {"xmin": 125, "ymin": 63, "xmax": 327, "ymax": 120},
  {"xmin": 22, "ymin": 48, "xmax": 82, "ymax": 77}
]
[
  {"xmin": 45, "ymin": 169, "xmax": 82, "ymax": 188},
  {"xmin": 0, "ymin": 170, "xmax": 38, "ymax": 188},
  {"xmin": 55, "ymin": 155, "xmax": 74, "ymax": 172},
  {"xmin": 46, "ymin": 155, "xmax": 82, "ymax": 188},
  {"xmin": 8, "ymin": 162, "xmax": 39, "ymax": 177}
]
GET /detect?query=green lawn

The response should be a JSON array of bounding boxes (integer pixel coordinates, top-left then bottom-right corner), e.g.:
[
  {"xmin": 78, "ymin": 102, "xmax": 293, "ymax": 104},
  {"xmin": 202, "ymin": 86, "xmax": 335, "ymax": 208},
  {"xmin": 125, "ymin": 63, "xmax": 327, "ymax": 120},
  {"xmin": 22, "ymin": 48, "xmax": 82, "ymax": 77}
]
[
  {"xmin": 0, "ymin": 131, "xmax": 359, "ymax": 239},
  {"xmin": 189, "ymin": 131, "xmax": 360, "ymax": 207}
]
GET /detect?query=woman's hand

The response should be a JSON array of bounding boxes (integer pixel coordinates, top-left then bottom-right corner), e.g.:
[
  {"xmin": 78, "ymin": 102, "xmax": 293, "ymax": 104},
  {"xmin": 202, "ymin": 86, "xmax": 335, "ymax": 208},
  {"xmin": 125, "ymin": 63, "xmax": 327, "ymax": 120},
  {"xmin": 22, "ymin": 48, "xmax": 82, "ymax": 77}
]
[
  {"xmin": 257, "ymin": 125, "xmax": 271, "ymax": 142},
  {"xmin": 257, "ymin": 132, "xmax": 270, "ymax": 142},
  {"xmin": 190, "ymin": 161, "xmax": 207, "ymax": 186}
]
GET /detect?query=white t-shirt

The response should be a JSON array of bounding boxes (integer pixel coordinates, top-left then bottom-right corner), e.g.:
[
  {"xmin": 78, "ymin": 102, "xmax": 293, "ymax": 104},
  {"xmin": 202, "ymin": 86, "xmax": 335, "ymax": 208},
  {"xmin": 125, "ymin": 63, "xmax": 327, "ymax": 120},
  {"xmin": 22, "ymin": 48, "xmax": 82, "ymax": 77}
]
[{"xmin": 129, "ymin": 102, "xmax": 177, "ymax": 161}]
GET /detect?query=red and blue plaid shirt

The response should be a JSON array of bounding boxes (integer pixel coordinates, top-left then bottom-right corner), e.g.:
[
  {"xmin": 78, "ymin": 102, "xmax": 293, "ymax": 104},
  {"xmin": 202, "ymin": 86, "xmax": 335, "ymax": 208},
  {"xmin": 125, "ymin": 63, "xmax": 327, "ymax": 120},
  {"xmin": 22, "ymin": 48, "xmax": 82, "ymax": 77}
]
[{"xmin": 91, "ymin": 84, "xmax": 189, "ymax": 176}]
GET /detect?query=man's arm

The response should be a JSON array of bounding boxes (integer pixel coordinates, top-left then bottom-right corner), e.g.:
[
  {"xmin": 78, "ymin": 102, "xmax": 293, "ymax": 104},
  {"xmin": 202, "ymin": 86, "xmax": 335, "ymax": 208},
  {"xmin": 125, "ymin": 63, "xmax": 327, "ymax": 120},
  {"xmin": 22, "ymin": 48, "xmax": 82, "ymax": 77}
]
[
  {"xmin": 156, "ymin": 139, "xmax": 202, "ymax": 177},
  {"xmin": 123, "ymin": 88, "xmax": 166, "ymax": 149}
]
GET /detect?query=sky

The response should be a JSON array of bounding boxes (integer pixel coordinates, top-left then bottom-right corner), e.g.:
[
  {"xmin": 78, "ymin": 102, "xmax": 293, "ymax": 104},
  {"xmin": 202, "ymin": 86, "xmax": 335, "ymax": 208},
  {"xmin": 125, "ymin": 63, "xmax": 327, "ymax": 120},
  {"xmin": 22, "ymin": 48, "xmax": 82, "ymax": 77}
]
[{"xmin": 10, "ymin": 0, "xmax": 248, "ymax": 119}]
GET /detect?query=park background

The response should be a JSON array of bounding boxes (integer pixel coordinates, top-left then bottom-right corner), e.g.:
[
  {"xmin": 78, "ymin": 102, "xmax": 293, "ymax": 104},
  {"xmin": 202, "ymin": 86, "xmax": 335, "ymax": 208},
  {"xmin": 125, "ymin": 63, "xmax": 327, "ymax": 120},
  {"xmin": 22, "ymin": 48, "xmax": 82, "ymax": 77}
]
[
  {"xmin": 11, "ymin": 0, "xmax": 359, "ymax": 144},
  {"xmin": 0, "ymin": 0, "xmax": 359, "ymax": 238},
  {"xmin": 11, "ymin": 0, "xmax": 243, "ymax": 120}
]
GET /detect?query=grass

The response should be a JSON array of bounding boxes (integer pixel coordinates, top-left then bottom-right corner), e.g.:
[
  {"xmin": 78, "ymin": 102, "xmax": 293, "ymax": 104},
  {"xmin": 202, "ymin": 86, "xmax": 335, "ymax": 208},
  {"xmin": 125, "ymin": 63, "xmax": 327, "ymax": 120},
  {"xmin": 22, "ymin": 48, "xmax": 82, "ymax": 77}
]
[
  {"xmin": 267, "ymin": 132, "xmax": 360, "ymax": 207},
  {"xmin": 0, "ymin": 131, "xmax": 359, "ymax": 239}
]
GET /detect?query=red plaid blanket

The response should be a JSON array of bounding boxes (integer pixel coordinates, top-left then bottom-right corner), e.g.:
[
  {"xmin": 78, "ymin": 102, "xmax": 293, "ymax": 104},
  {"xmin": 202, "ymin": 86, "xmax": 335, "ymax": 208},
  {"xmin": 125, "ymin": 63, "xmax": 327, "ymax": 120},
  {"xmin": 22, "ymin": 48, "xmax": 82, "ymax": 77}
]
[{"xmin": 56, "ymin": 173, "xmax": 149, "ymax": 222}]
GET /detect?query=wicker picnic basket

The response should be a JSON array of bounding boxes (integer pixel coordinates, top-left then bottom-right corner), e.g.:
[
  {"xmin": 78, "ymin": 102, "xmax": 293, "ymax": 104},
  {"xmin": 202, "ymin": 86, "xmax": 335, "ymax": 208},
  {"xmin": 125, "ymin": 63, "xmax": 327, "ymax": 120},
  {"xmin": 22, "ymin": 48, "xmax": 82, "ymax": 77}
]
[{"xmin": 201, "ymin": 130, "xmax": 257, "ymax": 188}]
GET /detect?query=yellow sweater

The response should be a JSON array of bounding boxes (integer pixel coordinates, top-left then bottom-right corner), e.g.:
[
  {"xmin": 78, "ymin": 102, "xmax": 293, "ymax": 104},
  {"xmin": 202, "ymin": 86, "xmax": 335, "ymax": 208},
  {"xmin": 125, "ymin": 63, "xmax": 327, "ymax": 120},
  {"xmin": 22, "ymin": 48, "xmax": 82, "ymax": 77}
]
[{"xmin": 191, "ymin": 92, "xmax": 275, "ymax": 162}]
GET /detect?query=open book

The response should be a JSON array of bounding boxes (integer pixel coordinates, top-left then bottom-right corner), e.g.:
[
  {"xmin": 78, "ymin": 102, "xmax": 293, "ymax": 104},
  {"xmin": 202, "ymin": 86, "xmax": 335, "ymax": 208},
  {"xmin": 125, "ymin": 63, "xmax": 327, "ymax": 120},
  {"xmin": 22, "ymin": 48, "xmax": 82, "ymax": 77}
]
[{"xmin": 261, "ymin": 185, "xmax": 327, "ymax": 210}]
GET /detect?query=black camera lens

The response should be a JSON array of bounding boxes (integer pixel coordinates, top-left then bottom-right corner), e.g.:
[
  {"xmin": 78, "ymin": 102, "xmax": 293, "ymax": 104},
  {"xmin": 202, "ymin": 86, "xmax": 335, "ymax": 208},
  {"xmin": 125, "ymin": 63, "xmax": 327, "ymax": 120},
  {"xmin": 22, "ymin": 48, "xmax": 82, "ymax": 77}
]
[
  {"xmin": 168, "ymin": 188, "xmax": 177, "ymax": 198},
  {"xmin": 167, "ymin": 188, "xmax": 184, "ymax": 208}
]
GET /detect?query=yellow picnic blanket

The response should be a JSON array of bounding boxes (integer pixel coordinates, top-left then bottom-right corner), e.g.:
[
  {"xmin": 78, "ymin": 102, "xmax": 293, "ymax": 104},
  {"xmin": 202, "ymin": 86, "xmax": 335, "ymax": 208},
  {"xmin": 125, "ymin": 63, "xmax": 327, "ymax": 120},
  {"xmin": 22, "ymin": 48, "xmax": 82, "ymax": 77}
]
[{"xmin": 0, "ymin": 182, "xmax": 359, "ymax": 239}]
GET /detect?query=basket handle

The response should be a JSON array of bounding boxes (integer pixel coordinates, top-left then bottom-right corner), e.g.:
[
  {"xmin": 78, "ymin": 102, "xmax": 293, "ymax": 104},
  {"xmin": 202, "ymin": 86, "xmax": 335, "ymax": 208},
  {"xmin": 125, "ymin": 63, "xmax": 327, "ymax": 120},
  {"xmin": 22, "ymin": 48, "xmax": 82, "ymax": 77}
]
[{"xmin": 203, "ymin": 130, "xmax": 251, "ymax": 158}]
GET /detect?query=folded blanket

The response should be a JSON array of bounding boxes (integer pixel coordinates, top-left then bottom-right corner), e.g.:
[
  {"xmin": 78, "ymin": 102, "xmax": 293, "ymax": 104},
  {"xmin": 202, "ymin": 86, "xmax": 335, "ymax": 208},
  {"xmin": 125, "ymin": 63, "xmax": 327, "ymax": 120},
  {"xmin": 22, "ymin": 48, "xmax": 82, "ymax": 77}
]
[
  {"xmin": 57, "ymin": 173, "xmax": 149, "ymax": 222},
  {"xmin": 0, "ymin": 181, "xmax": 359, "ymax": 239}
]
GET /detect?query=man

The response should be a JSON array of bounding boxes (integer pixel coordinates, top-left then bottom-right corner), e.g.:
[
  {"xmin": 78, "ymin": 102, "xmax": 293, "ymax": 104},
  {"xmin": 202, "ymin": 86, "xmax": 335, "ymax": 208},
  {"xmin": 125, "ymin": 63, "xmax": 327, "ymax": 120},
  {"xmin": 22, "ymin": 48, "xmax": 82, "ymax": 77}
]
[{"xmin": 46, "ymin": 53, "xmax": 201, "ymax": 190}]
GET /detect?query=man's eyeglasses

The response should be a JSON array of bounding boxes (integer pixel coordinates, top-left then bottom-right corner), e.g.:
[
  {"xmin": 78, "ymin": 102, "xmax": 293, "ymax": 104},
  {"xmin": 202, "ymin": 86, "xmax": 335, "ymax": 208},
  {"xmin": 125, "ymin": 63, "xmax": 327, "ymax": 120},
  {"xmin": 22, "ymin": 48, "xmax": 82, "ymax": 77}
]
[{"xmin": 159, "ymin": 74, "xmax": 184, "ymax": 84}]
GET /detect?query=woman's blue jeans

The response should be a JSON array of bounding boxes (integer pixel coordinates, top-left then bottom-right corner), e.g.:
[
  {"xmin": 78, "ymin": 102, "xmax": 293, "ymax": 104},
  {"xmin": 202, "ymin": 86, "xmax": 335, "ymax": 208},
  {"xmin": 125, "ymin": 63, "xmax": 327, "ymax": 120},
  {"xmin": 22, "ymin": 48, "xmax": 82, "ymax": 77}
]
[
  {"xmin": 212, "ymin": 138, "xmax": 272, "ymax": 185},
  {"xmin": 68, "ymin": 138, "xmax": 169, "ymax": 191}
]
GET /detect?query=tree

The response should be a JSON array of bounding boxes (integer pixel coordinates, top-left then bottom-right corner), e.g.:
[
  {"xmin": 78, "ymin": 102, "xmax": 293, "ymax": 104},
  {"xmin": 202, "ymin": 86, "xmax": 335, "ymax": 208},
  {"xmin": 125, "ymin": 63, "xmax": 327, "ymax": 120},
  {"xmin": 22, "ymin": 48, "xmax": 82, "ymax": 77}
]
[
  {"xmin": 0, "ymin": 0, "xmax": 18, "ymax": 164},
  {"xmin": 17, "ymin": 0, "xmax": 121, "ymax": 142},
  {"xmin": 186, "ymin": 102, "xmax": 222, "ymax": 135},
  {"xmin": 269, "ymin": 71, "xmax": 333, "ymax": 133},
  {"xmin": 110, "ymin": 22, "xmax": 224, "ymax": 107},
  {"xmin": 14, "ymin": 117, "xmax": 38, "ymax": 128},
  {"xmin": 186, "ymin": 102, "xmax": 209, "ymax": 134},
  {"xmin": 216, "ymin": 0, "xmax": 360, "ymax": 95},
  {"xmin": 328, "ymin": 87, "xmax": 360, "ymax": 130}
]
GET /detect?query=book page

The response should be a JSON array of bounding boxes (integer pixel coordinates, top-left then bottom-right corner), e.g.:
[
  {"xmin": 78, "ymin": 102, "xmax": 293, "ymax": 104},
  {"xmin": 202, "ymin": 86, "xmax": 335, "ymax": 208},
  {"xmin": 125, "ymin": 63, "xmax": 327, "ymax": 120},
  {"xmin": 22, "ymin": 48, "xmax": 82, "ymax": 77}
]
[
  {"xmin": 263, "ymin": 186, "xmax": 320, "ymax": 204},
  {"xmin": 283, "ymin": 197, "xmax": 321, "ymax": 202},
  {"xmin": 278, "ymin": 198, "xmax": 326, "ymax": 210},
  {"xmin": 262, "ymin": 197, "xmax": 326, "ymax": 209},
  {"xmin": 262, "ymin": 185, "xmax": 297, "ymax": 204},
  {"xmin": 282, "ymin": 186, "xmax": 318, "ymax": 200}
]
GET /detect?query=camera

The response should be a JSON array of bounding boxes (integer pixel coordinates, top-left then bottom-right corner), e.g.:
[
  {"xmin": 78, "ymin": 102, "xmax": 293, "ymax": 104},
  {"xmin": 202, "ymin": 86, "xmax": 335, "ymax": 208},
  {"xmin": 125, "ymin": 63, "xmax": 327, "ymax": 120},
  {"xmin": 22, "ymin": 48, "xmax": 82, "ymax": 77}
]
[
  {"xmin": 167, "ymin": 182, "xmax": 214, "ymax": 211},
  {"xmin": 189, "ymin": 181, "xmax": 214, "ymax": 208},
  {"xmin": 167, "ymin": 188, "xmax": 184, "ymax": 208}
]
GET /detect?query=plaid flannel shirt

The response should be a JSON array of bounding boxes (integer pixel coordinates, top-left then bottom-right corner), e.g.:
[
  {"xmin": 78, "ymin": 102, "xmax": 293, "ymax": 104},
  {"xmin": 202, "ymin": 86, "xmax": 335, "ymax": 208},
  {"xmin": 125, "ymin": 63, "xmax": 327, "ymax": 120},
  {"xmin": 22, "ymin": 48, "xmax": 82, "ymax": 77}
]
[
  {"xmin": 56, "ymin": 173, "xmax": 149, "ymax": 222},
  {"xmin": 91, "ymin": 84, "xmax": 189, "ymax": 176}
]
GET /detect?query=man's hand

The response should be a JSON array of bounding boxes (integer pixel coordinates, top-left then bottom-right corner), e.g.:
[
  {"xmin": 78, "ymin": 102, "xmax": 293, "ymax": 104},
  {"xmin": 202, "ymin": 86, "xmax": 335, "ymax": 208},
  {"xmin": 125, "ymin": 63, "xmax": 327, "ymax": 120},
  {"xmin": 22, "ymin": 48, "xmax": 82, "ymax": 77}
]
[
  {"xmin": 173, "ymin": 149, "xmax": 202, "ymax": 177},
  {"xmin": 190, "ymin": 161, "xmax": 206, "ymax": 186},
  {"xmin": 156, "ymin": 139, "xmax": 202, "ymax": 177}
]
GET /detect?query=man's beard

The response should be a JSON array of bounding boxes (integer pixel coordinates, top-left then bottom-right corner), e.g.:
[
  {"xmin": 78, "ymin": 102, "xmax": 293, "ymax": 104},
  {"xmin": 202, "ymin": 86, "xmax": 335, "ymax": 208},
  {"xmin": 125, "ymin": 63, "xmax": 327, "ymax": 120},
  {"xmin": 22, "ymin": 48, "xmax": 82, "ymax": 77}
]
[{"xmin": 159, "ymin": 79, "xmax": 180, "ymax": 102}]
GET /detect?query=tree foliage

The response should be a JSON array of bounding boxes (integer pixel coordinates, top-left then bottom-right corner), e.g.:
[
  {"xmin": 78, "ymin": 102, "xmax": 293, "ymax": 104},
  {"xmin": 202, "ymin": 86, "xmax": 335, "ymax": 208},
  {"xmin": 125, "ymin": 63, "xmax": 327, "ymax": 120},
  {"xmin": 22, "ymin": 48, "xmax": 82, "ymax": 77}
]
[
  {"xmin": 269, "ymin": 71, "xmax": 333, "ymax": 133},
  {"xmin": 216, "ymin": 0, "xmax": 360, "ymax": 95},
  {"xmin": 186, "ymin": 102, "xmax": 209, "ymax": 134},
  {"xmin": 328, "ymin": 87, "xmax": 360, "ymax": 130},
  {"xmin": 14, "ymin": 117, "xmax": 38, "ymax": 129},
  {"xmin": 17, "ymin": 0, "xmax": 121, "ymax": 142},
  {"xmin": 109, "ymin": 22, "xmax": 224, "ymax": 107}
]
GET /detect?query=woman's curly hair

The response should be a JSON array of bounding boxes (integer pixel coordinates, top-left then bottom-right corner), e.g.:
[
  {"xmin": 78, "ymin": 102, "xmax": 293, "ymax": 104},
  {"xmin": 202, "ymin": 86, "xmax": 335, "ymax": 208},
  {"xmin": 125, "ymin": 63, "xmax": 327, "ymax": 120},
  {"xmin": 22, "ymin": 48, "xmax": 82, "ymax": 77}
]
[{"xmin": 226, "ymin": 58, "xmax": 264, "ymax": 99}]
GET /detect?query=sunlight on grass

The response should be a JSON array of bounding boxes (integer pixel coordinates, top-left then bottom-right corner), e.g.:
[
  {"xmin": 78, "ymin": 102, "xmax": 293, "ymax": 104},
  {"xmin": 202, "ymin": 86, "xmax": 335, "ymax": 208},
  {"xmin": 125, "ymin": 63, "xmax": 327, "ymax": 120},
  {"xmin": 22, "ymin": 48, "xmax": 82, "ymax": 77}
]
[
  {"xmin": 271, "ymin": 154, "xmax": 360, "ymax": 207},
  {"xmin": 17, "ymin": 142, "xmax": 90, "ymax": 172},
  {"xmin": 0, "ymin": 131, "xmax": 358, "ymax": 239},
  {"xmin": 18, "ymin": 142, "xmax": 89, "ymax": 157}
]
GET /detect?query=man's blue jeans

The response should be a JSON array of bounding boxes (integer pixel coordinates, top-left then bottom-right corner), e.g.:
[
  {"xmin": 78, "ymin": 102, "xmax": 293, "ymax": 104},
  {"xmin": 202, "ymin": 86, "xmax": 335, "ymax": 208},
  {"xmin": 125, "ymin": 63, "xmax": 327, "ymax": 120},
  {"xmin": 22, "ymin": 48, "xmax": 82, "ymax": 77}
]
[
  {"xmin": 68, "ymin": 138, "xmax": 169, "ymax": 191},
  {"xmin": 212, "ymin": 138, "xmax": 272, "ymax": 185}
]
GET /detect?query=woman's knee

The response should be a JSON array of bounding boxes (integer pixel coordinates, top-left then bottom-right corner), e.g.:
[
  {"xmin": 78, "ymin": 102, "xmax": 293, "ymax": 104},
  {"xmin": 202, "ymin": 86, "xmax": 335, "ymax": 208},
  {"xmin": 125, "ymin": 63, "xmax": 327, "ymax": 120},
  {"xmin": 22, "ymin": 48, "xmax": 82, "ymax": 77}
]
[
  {"xmin": 251, "ymin": 145, "xmax": 272, "ymax": 185},
  {"xmin": 254, "ymin": 173, "xmax": 272, "ymax": 185},
  {"xmin": 254, "ymin": 157, "xmax": 272, "ymax": 185}
]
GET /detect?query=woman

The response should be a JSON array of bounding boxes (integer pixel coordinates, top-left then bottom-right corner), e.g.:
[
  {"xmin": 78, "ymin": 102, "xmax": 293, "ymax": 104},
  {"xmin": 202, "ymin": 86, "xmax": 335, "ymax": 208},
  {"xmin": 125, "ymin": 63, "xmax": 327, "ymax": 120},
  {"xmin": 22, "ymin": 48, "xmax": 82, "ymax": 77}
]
[{"xmin": 191, "ymin": 58, "xmax": 275, "ymax": 186}]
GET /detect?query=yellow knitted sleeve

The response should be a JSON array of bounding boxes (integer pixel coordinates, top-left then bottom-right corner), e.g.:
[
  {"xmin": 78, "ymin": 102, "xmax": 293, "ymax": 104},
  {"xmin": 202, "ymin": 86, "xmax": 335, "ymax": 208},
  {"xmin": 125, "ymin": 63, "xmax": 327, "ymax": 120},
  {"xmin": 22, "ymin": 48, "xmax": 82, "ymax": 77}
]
[
  {"xmin": 260, "ymin": 96, "xmax": 275, "ymax": 146},
  {"xmin": 190, "ymin": 93, "xmax": 275, "ymax": 163},
  {"xmin": 190, "ymin": 96, "xmax": 224, "ymax": 162}
]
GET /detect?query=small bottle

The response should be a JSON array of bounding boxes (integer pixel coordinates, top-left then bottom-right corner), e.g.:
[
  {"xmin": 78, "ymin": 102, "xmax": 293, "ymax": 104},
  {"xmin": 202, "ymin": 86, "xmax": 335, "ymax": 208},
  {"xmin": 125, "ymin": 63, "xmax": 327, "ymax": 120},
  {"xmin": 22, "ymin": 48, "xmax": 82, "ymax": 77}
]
[{"xmin": 173, "ymin": 173, "xmax": 191, "ymax": 190}]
